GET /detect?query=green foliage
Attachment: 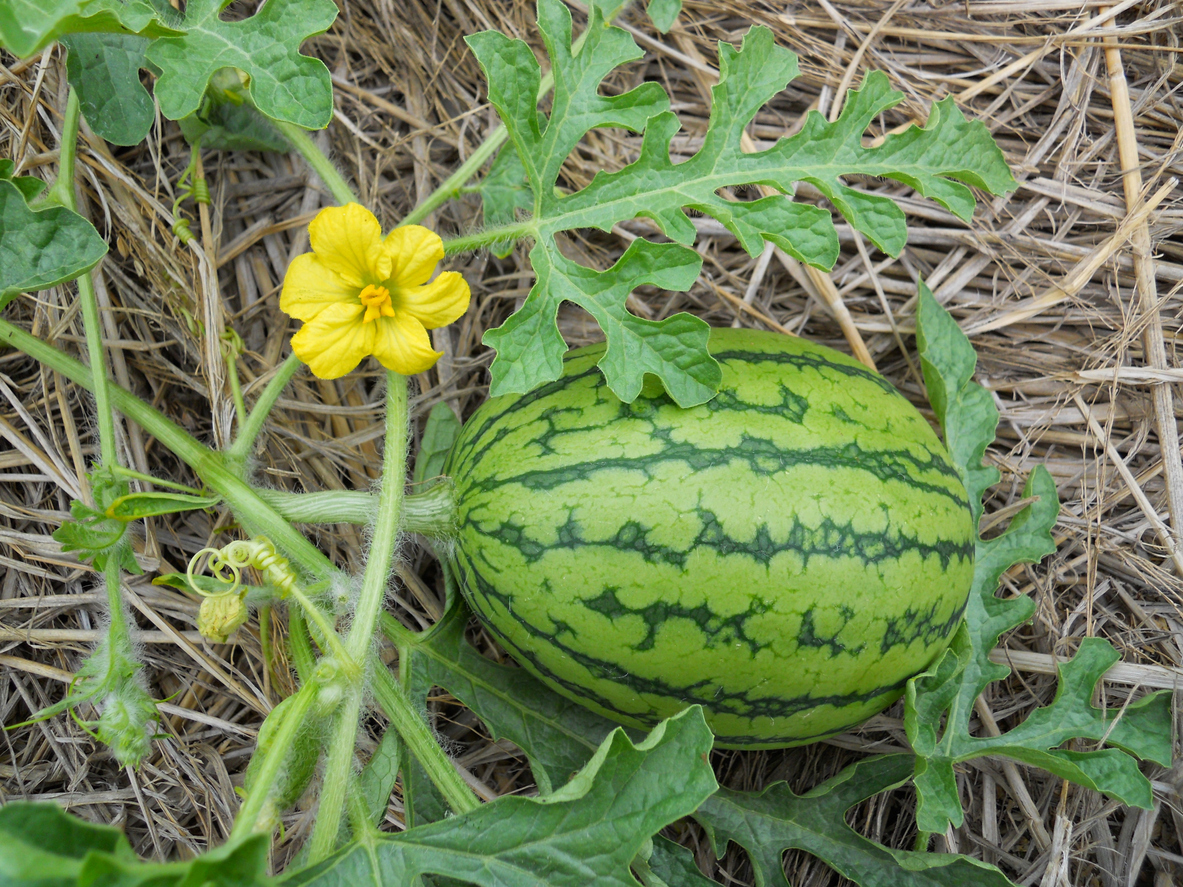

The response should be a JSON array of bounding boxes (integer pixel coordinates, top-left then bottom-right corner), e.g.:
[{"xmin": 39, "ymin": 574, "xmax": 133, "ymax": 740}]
[
  {"xmin": 359, "ymin": 727, "xmax": 402, "ymax": 826},
  {"xmin": 281, "ymin": 707, "xmax": 717, "ymax": 886},
  {"xmin": 0, "ymin": 801, "xmax": 270, "ymax": 887},
  {"xmin": 1, "ymin": 0, "xmax": 334, "ymax": 142},
  {"xmin": 696, "ymin": 755, "xmax": 1015, "ymax": 887},
  {"xmin": 178, "ymin": 97, "xmax": 291, "ymax": 153},
  {"xmin": 413, "ymin": 402, "xmax": 463, "ymax": 486},
  {"xmin": 0, "ymin": 0, "xmax": 179, "ymax": 59},
  {"xmin": 145, "ymin": 0, "xmax": 338, "ymax": 130},
  {"xmin": 52, "ymin": 471, "xmax": 141, "ymax": 573},
  {"xmin": 906, "ymin": 283, "xmax": 1174, "ymax": 835},
  {"xmin": 105, "ymin": 489, "xmax": 221, "ymax": 520},
  {"xmin": 467, "ymin": 0, "xmax": 1015, "ymax": 405},
  {"xmin": 63, "ymin": 33, "xmax": 155, "ymax": 146},
  {"xmin": 408, "ymin": 603, "xmax": 622, "ymax": 794},
  {"xmin": 0, "ymin": 161, "xmax": 107, "ymax": 309}
]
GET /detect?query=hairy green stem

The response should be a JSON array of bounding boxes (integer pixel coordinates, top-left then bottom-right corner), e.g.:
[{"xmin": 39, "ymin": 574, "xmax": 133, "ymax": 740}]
[
  {"xmin": 371, "ymin": 659, "xmax": 479, "ymax": 814},
  {"xmin": 442, "ymin": 220, "xmax": 538, "ymax": 256},
  {"xmin": 230, "ymin": 682, "xmax": 318, "ymax": 838},
  {"xmin": 227, "ymin": 351, "xmax": 302, "ymax": 469},
  {"xmin": 0, "ymin": 320, "xmax": 339, "ymax": 584},
  {"xmin": 309, "ymin": 372, "xmax": 410, "ymax": 862},
  {"xmin": 274, "ymin": 120, "xmax": 359, "ymax": 206},
  {"xmin": 257, "ymin": 483, "xmax": 456, "ymax": 534}
]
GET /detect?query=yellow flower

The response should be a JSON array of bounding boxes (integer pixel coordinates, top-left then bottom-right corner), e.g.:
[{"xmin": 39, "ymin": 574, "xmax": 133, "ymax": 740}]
[{"xmin": 280, "ymin": 204, "xmax": 470, "ymax": 379}]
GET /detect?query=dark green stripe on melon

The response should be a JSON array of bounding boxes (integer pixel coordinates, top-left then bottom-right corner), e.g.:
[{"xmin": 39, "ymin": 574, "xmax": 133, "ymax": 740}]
[{"xmin": 446, "ymin": 329, "xmax": 975, "ymax": 748}]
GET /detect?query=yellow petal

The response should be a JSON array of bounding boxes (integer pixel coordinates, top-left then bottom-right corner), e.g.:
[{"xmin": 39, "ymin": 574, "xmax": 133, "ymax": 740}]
[
  {"xmin": 383, "ymin": 225, "xmax": 445, "ymax": 288},
  {"xmin": 280, "ymin": 253, "xmax": 357, "ymax": 322},
  {"xmin": 309, "ymin": 203, "xmax": 391, "ymax": 287},
  {"xmin": 400, "ymin": 272, "xmax": 471, "ymax": 330},
  {"xmin": 370, "ymin": 312, "xmax": 442, "ymax": 376},
  {"xmin": 290, "ymin": 302, "xmax": 374, "ymax": 379}
]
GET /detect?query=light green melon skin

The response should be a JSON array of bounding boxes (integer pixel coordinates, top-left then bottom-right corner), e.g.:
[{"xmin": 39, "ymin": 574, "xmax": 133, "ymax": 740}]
[{"xmin": 445, "ymin": 329, "xmax": 975, "ymax": 748}]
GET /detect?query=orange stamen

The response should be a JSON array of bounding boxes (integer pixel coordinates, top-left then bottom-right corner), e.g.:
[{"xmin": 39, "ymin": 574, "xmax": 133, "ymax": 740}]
[{"xmin": 359, "ymin": 284, "xmax": 396, "ymax": 323}]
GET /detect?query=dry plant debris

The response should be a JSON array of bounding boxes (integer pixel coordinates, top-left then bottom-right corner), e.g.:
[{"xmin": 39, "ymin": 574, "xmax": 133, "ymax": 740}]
[{"xmin": 1, "ymin": 0, "xmax": 1182, "ymax": 884}]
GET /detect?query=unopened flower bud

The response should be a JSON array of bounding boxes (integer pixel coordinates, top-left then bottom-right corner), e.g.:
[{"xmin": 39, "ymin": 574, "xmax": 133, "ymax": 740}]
[{"xmin": 197, "ymin": 591, "xmax": 249, "ymax": 643}]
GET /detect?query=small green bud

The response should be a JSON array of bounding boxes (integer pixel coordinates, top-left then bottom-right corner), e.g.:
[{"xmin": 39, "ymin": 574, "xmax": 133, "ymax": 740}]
[{"xmin": 197, "ymin": 591, "xmax": 249, "ymax": 643}]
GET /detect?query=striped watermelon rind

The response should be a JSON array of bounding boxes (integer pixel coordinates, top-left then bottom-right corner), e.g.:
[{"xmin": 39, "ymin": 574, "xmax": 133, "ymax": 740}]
[{"xmin": 445, "ymin": 328, "xmax": 975, "ymax": 748}]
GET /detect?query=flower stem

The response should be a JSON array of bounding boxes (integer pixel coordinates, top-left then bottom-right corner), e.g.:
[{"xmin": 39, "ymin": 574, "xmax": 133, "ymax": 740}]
[
  {"xmin": 308, "ymin": 371, "xmax": 410, "ymax": 863},
  {"xmin": 53, "ymin": 90, "xmax": 118, "ymax": 472},
  {"xmin": 227, "ymin": 351, "xmax": 302, "ymax": 469},
  {"xmin": 273, "ymin": 120, "xmax": 359, "ymax": 206}
]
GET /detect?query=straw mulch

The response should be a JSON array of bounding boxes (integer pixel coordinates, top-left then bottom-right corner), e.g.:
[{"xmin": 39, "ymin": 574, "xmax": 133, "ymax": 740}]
[{"xmin": 2, "ymin": 0, "xmax": 1181, "ymax": 884}]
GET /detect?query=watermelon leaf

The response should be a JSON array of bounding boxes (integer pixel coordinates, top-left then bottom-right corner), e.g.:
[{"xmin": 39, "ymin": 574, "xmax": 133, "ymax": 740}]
[
  {"xmin": 907, "ymin": 284, "xmax": 1174, "ymax": 836},
  {"xmin": 413, "ymin": 402, "xmax": 463, "ymax": 487},
  {"xmin": 0, "ymin": 801, "xmax": 270, "ymax": 886},
  {"xmin": 62, "ymin": 33, "xmax": 155, "ymax": 146},
  {"xmin": 145, "ymin": 0, "xmax": 337, "ymax": 129},
  {"xmin": 408, "ymin": 602, "xmax": 624, "ymax": 795},
  {"xmin": 0, "ymin": 168, "xmax": 107, "ymax": 309},
  {"xmin": 694, "ymin": 754, "xmax": 1017, "ymax": 887},
  {"xmin": 466, "ymin": 0, "xmax": 1015, "ymax": 405},
  {"xmin": 280, "ymin": 706, "xmax": 717, "ymax": 887},
  {"xmin": 0, "ymin": 0, "xmax": 179, "ymax": 59}
]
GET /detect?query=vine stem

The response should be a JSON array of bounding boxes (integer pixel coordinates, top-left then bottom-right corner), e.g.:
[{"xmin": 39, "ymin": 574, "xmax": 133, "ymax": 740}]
[
  {"xmin": 273, "ymin": 119, "xmax": 359, "ymax": 206},
  {"xmin": 0, "ymin": 319, "xmax": 339, "ymax": 584},
  {"xmin": 229, "ymin": 682, "xmax": 318, "ymax": 838},
  {"xmin": 308, "ymin": 371, "xmax": 410, "ymax": 862},
  {"xmin": 52, "ymin": 88, "xmax": 139, "ymax": 675}
]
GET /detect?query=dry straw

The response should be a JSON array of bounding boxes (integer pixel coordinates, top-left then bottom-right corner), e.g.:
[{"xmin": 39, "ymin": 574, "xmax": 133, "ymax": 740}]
[{"xmin": 1, "ymin": 0, "xmax": 1181, "ymax": 883}]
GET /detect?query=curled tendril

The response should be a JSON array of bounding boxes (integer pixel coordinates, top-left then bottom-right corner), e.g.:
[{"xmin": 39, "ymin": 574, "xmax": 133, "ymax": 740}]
[
  {"xmin": 186, "ymin": 537, "xmax": 298, "ymax": 600},
  {"xmin": 187, "ymin": 546, "xmax": 243, "ymax": 596}
]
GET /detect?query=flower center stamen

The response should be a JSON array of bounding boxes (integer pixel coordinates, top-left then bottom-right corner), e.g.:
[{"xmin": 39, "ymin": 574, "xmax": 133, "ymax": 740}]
[{"xmin": 359, "ymin": 284, "xmax": 396, "ymax": 324}]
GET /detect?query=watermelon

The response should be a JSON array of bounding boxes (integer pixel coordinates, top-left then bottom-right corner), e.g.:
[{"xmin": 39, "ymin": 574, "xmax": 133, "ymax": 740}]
[{"xmin": 444, "ymin": 329, "xmax": 975, "ymax": 748}]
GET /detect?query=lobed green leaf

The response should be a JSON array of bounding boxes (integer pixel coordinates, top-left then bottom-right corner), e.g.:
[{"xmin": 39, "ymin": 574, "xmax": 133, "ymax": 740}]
[
  {"xmin": 146, "ymin": 0, "xmax": 337, "ymax": 129},
  {"xmin": 906, "ymin": 283, "xmax": 1173, "ymax": 835},
  {"xmin": 695, "ymin": 754, "xmax": 1017, "ymax": 887},
  {"xmin": 467, "ymin": 0, "xmax": 1015, "ymax": 404},
  {"xmin": 0, "ymin": 801, "xmax": 270, "ymax": 886},
  {"xmin": 62, "ymin": 33, "xmax": 155, "ymax": 146},
  {"xmin": 0, "ymin": 0, "xmax": 178, "ymax": 58},
  {"xmin": 282, "ymin": 707, "xmax": 717, "ymax": 887}
]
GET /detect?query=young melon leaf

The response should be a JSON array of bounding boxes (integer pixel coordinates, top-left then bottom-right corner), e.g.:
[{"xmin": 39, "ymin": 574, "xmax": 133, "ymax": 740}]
[
  {"xmin": 145, "ymin": 0, "xmax": 337, "ymax": 129},
  {"xmin": 695, "ymin": 755, "xmax": 1017, "ymax": 887},
  {"xmin": 0, "ymin": 801, "xmax": 271, "ymax": 886},
  {"xmin": 0, "ymin": 0, "xmax": 178, "ymax": 58},
  {"xmin": 410, "ymin": 603, "xmax": 624, "ymax": 794},
  {"xmin": 907, "ymin": 284, "xmax": 1174, "ymax": 835},
  {"xmin": 467, "ymin": 0, "xmax": 1015, "ymax": 405},
  {"xmin": 644, "ymin": 0, "xmax": 682, "ymax": 33},
  {"xmin": 360, "ymin": 726, "xmax": 402, "ymax": 826},
  {"xmin": 281, "ymin": 707, "xmax": 717, "ymax": 887},
  {"xmin": 177, "ymin": 100, "xmax": 291, "ymax": 153},
  {"xmin": 413, "ymin": 402, "xmax": 463, "ymax": 486},
  {"xmin": 62, "ymin": 33, "xmax": 155, "ymax": 146},
  {"xmin": 648, "ymin": 836, "xmax": 718, "ymax": 886},
  {"xmin": 0, "ymin": 176, "xmax": 107, "ymax": 308}
]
